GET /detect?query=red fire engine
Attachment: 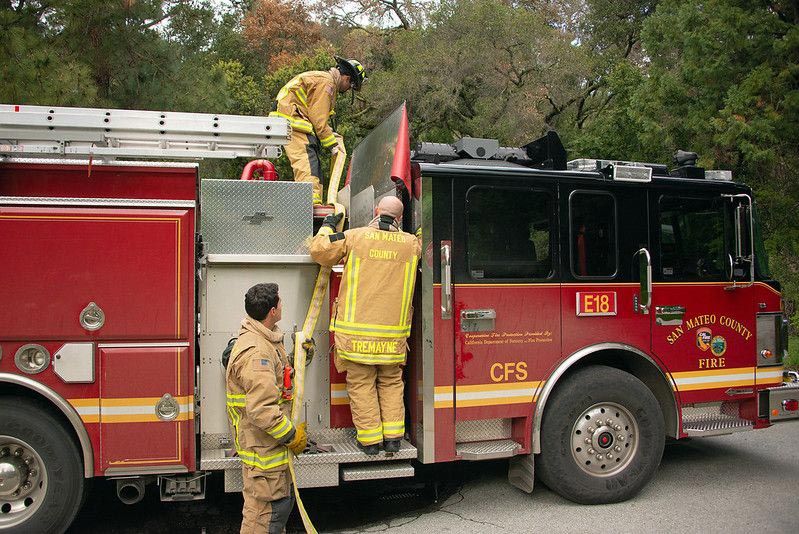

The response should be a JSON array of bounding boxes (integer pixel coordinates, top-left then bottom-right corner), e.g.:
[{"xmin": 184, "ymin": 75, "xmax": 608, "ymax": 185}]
[{"xmin": 0, "ymin": 103, "xmax": 796, "ymax": 533}]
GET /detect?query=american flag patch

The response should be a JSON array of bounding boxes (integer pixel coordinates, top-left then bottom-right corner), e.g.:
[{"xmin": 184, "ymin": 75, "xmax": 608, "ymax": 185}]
[{"xmin": 252, "ymin": 358, "xmax": 271, "ymax": 371}]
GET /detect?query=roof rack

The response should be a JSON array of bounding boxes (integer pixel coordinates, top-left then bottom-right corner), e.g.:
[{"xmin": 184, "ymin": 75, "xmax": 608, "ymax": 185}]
[{"xmin": 0, "ymin": 104, "xmax": 290, "ymax": 160}]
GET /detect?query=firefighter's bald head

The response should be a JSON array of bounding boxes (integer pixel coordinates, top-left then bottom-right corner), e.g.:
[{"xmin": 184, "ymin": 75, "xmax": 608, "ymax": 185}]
[{"xmin": 376, "ymin": 196, "xmax": 403, "ymax": 222}]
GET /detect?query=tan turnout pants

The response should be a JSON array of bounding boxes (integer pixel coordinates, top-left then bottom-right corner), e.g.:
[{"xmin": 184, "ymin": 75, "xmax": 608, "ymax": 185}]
[
  {"xmin": 284, "ymin": 130, "xmax": 323, "ymax": 203},
  {"xmin": 240, "ymin": 466, "xmax": 294, "ymax": 534},
  {"xmin": 338, "ymin": 356, "xmax": 405, "ymax": 445}
]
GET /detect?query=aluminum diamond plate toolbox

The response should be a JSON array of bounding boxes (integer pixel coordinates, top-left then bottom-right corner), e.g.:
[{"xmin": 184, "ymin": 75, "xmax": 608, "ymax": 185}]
[{"xmin": 200, "ymin": 179, "xmax": 312, "ymax": 255}]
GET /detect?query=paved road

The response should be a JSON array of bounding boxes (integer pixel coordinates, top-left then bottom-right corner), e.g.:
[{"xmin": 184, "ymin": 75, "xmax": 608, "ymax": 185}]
[{"xmin": 69, "ymin": 423, "xmax": 799, "ymax": 533}]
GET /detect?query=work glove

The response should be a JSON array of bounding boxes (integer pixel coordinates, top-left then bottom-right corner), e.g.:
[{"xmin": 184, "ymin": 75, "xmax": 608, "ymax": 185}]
[
  {"xmin": 301, "ymin": 337, "xmax": 316, "ymax": 365},
  {"xmin": 331, "ymin": 133, "xmax": 345, "ymax": 156},
  {"xmin": 287, "ymin": 422, "xmax": 307, "ymax": 456},
  {"xmin": 322, "ymin": 212, "xmax": 344, "ymax": 231}
]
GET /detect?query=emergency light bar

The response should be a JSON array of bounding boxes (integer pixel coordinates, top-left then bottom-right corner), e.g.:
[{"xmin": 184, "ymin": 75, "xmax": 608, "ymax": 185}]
[
  {"xmin": 567, "ymin": 158, "xmax": 659, "ymax": 181},
  {"xmin": 612, "ymin": 164, "xmax": 652, "ymax": 182},
  {"xmin": 705, "ymin": 170, "xmax": 733, "ymax": 181}
]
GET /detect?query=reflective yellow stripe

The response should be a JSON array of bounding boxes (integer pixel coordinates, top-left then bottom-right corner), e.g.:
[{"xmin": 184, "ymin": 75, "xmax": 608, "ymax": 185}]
[
  {"xmin": 226, "ymin": 393, "xmax": 246, "ymax": 407},
  {"xmin": 267, "ymin": 416, "xmax": 294, "ymax": 440},
  {"xmin": 409, "ymin": 256, "xmax": 418, "ymax": 321},
  {"xmin": 400, "ymin": 257, "xmax": 417, "ymax": 326},
  {"xmin": 344, "ymin": 254, "xmax": 359, "ymax": 322},
  {"xmin": 338, "ymin": 350, "xmax": 405, "ymax": 364},
  {"xmin": 350, "ymin": 257, "xmax": 360, "ymax": 320},
  {"xmin": 226, "ymin": 391, "xmax": 245, "ymax": 451},
  {"xmin": 382, "ymin": 420, "xmax": 405, "ymax": 435},
  {"xmin": 238, "ymin": 449, "xmax": 289, "ymax": 471},
  {"xmin": 227, "ymin": 405, "xmax": 242, "ymax": 450},
  {"xmin": 320, "ymin": 134, "xmax": 337, "ymax": 148},
  {"xmin": 399, "ymin": 261, "xmax": 411, "ymax": 326},
  {"xmin": 342, "ymin": 254, "xmax": 353, "ymax": 321},
  {"xmin": 295, "ymin": 87, "xmax": 308, "ymax": 107},
  {"xmin": 332, "ymin": 320, "xmax": 411, "ymax": 337},
  {"xmin": 293, "ymin": 119, "xmax": 314, "ymax": 133},
  {"xmin": 356, "ymin": 425, "xmax": 383, "ymax": 443},
  {"xmin": 268, "ymin": 112, "xmax": 313, "ymax": 134}
]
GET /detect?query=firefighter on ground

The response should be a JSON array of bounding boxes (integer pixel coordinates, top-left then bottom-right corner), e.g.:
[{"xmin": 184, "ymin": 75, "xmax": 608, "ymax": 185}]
[
  {"xmin": 269, "ymin": 56, "xmax": 366, "ymax": 205},
  {"xmin": 225, "ymin": 283, "xmax": 307, "ymax": 533},
  {"xmin": 310, "ymin": 197, "xmax": 421, "ymax": 454}
]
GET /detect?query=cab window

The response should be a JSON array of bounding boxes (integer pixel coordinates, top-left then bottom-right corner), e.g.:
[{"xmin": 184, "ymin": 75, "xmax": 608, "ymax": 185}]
[
  {"xmin": 658, "ymin": 196, "xmax": 729, "ymax": 280},
  {"xmin": 466, "ymin": 186, "xmax": 553, "ymax": 279},
  {"xmin": 569, "ymin": 191, "xmax": 617, "ymax": 278}
]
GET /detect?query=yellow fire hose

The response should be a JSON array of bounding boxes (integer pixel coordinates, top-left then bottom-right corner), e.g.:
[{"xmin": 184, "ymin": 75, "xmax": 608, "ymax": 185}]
[{"xmin": 288, "ymin": 146, "xmax": 347, "ymax": 533}]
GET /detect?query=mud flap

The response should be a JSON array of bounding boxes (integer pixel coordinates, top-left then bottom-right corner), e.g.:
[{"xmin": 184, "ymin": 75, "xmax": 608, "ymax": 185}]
[{"xmin": 508, "ymin": 454, "xmax": 535, "ymax": 494}]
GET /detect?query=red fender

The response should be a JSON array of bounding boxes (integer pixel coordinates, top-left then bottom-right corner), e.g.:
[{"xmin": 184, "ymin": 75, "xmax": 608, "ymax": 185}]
[{"xmin": 240, "ymin": 160, "xmax": 278, "ymax": 181}]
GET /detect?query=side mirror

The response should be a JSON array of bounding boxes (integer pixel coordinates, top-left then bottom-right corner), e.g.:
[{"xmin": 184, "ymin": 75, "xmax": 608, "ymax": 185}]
[
  {"xmin": 724, "ymin": 194, "xmax": 755, "ymax": 289},
  {"xmin": 637, "ymin": 248, "xmax": 652, "ymax": 314}
]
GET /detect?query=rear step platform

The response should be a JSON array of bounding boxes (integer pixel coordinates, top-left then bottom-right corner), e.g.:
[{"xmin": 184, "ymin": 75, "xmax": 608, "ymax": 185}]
[
  {"xmin": 456, "ymin": 439, "xmax": 521, "ymax": 460},
  {"xmin": 683, "ymin": 417, "xmax": 753, "ymax": 437},
  {"xmin": 201, "ymin": 437, "xmax": 417, "ymax": 491},
  {"xmin": 341, "ymin": 461, "xmax": 415, "ymax": 482},
  {"xmin": 682, "ymin": 402, "xmax": 754, "ymax": 437}
]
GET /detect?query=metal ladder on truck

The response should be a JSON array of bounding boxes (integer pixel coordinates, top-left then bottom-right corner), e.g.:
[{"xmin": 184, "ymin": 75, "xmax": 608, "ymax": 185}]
[{"xmin": 0, "ymin": 104, "xmax": 290, "ymax": 160}]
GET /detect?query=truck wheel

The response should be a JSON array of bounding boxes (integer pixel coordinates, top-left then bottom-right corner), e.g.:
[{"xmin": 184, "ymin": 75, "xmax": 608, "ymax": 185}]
[
  {"xmin": 0, "ymin": 397, "xmax": 84, "ymax": 534},
  {"xmin": 536, "ymin": 365, "xmax": 664, "ymax": 504}
]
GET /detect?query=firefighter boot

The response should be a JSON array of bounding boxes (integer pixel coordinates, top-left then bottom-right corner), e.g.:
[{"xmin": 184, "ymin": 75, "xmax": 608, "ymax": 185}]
[
  {"xmin": 383, "ymin": 439, "xmax": 401, "ymax": 453},
  {"xmin": 357, "ymin": 442, "xmax": 380, "ymax": 456}
]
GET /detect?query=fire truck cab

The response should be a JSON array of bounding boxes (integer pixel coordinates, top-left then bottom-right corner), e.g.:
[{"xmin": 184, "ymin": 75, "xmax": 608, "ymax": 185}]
[{"xmin": 1, "ymin": 103, "xmax": 797, "ymax": 533}]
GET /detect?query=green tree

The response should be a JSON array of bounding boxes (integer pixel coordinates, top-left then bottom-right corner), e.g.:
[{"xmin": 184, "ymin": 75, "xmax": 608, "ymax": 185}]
[
  {"xmin": 611, "ymin": 0, "xmax": 799, "ymax": 327},
  {"xmin": 363, "ymin": 0, "xmax": 591, "ymax": 144}
]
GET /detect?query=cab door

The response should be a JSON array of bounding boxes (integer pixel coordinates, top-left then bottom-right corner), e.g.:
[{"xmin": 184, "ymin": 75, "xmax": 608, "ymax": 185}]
[
  {"xmin": 650, "ymin": 192, "xmax": 756, "ymax": 422},
  {"xmin": 449, "ymin": 175, "xmax": 560, "ymax": 453},
  {"xmin": 559, "ymin": 183, "xmax": 651, "ymax": 359}
]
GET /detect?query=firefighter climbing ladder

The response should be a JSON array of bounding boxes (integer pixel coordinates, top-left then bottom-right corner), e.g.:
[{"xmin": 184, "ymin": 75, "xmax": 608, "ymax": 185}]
[
  {"xmin": 289, "ymin": 148, "xmax": 348, "ymax": 534},
  {"xmin": 0, "ymin": 104, "xmax": 291, "ymax": 160}
]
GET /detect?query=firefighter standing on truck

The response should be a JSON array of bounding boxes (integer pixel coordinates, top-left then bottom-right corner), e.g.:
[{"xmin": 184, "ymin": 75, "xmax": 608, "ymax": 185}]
[
  {"xmin": 269, "ymin": 56, "xmax": 366, "ymax": 205},
  {"xmin": 310, "ymin": 197, "xmax": 421, "ymax": 454},
  {"xmin": 225, "ymin": 283, "xmax": 307, "ymax": 534}
]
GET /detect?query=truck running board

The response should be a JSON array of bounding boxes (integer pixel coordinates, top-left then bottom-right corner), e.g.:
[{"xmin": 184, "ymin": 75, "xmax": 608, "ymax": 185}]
[
  {"xmin": 341, "ymin": 461, "xmax": 415, "ymax": 482},
  {"xmin": 682, "ymin": 402, "xmax": 753, "ymax": 437},
  {"xmin": 683, "ymin": 418, "xmax": 753, "ymax": 437},
  {"xmin": 456, "ymin": 439, "xmax": 521, "ymax": 460}
]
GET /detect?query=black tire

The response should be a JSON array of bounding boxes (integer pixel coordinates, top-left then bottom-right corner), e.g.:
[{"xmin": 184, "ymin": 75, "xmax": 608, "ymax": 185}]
[
  {"xmin": 0, "ymin": 397, "xmax": 84, "ymax": 534},
  {"xmin": 536, "ymin": 365, "xmax": 665, "ymax": 504}
]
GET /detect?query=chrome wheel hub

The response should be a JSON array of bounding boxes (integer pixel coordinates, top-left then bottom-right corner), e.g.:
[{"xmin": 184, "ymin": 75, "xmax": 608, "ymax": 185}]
[
  {"xmin": 571, "ymin": 402, "xmax": 639, "ymax": 476},
  {"xmin": 0, "ymin": 437, "xmax": 47, "ymax": 528}
]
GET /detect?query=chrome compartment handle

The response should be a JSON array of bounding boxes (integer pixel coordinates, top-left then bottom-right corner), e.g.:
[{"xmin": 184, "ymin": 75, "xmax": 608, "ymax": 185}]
[
  {"xmin": 655, "ymin": 305, "xmax": 686, "ymax": 326},
  {"xmin": 441, "ymin": 241, "xmax": 452, "ymax": 320},
  {"xmin": 461, "ymin": 309, "xmax": 496, "ymax": 320}
]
